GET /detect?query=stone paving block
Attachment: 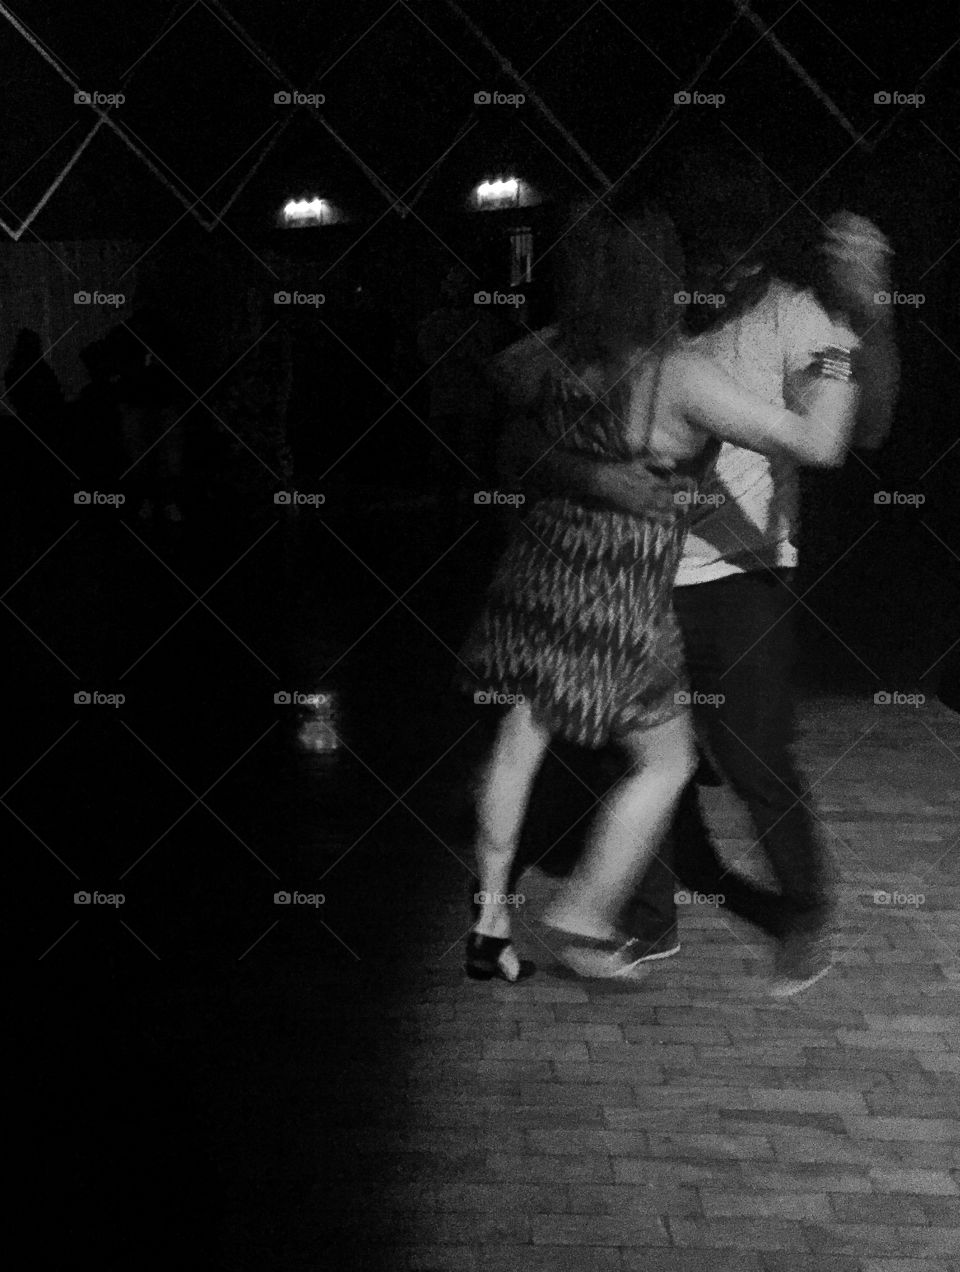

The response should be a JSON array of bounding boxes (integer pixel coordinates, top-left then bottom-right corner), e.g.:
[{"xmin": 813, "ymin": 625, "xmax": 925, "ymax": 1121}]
[
  {"xmin": 917, "ymin": 1053, "xmax": 960, "ymax": 1074},
  {"xmin": 756, "ymin": 1257, "xmax": 861, "ymax": 1272},
  {"xmin": 613, "ymin": 1158, "xmax": 741, "ymax": 1186},
  {"xmin": 486, "ymin": 1151, "xmax": 615, "ymax": 1182},
  {"xmin": 489, "ymin": 984, "xmax": 590, "ymax": 1003},
  {"xmin": 530, "ymin": 1213, "xmax": 669, "ymax": 1246},
  {"xmin": 862, "ymin": 1014, "xmax": 959, "ymax": 1033},
  {"xmin": 738, "ymin": 1163, "xmax": 871, "ymax": 1193},
  {"xmin": 698, "ymin": 1189, "xmax": 832, "ymax": 1221},
  {"xmin": 868, "ymin": 1168, "xmax": 959, "ymax": 1195},
  {"xmin": 811, "ymin": 1222, "xmax": 960, "ymax": 1258},
  {"xmin": 554, "ymin": 1061, "xmax": 663, "ymax": 1085},
  {"xmin": 454, "ymin": 1002, "xmax": 557, "ymax": 1023},
  {"xmin": 831, "ymin": 1194, "xmax": 960, "ymax": 1225},
  {"xmin": 589, "ymin": 1043, "xmax": 699, "ymax": 1066},
  {"xmin": 658, "ymin": 1064, "xmax": 783, "ymax": 1088},
  {"xmin": 772, "ymin": 1134, "xmax": 881, "ymax": 1166},
  {"xmin": 643, "ymin": 1131, "xmax": 775, "ymax": 1160},
  {"xmin": 622, "ymin": 1024, "xmax": 733, "ymax": 1045},
  {"xmin": 552, "ymin": 1002, "xmax": 660, "ymax": 1024},
  {"xmin": 666, "ymin": 1217, "xmax": 811, "ymax": 1251},
  {"xmin": 885, "ymin": 1144, "xmax": 960, "ymax": 1169},
  {"xmin": 400, "ymin": 1021, "xmax": 520, "ymax": 1041},
  {"xmin": 836, "ymin": 1029, "xmax": 949, "ymax": 1052},
  {"xmin": 605, "ymin": 1084, "xmax": 754, "ymax": 1114},
  {"xmin": 748, "ymin": 1088, "xmax": 871, "ymax": 1115},
  {"xmin": 476, "ymin": 1247, "xmax": 624, "ymax": 1271},
  {"xmin": 843, "ymin": 1117, "xmax": 960, "ymax": 1143},
  {"xmin": 567, "ymin": 1182, "xmax": 702, "ymax": 1216},
  {"xmin": 761, "ymin": 1070, "xmax": 892, "ymax": 1093},
  {"xmin": 518, "ymin": 1022, "xmax": 625, "ymax": 1043},
  {"xmin": 483, "ymin": 1040, "xmax": 592, "ymax": 1061},
  {"xmin": 517, "ymin": 1081, "xmax": 636, "ymax": 1105},
  {"xmin": 866, "ymin": 1093, "xmax": 960, "ymax": 1117},
  {"xmin": 524, "ymin": 1127, "xmax": 649, "ymax": 1155},
  {"xmin": 715, "ymin": 1113, "xmax": 847, "ymax": 1137},
  {"xmin": 801, "ymin": 1048, "xmax": 926, "ymax": 1074},
  {"xmin": 621, "ymin": 1253, "xmax": 763, "ymax": 1272},
  {"xmin": 859, "ymin": 1260, "xmax": 956, "ymax": 1272}
]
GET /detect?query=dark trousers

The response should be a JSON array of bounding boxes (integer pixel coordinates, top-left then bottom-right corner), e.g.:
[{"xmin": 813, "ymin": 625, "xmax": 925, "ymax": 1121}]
[{"xmin": 624, "ymin": 568, "xmax": 834, "ymax": 941}]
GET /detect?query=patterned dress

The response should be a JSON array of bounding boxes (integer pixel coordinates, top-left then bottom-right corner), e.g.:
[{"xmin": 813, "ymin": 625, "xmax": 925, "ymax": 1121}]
[{"xmin": 460, "ymin": 358, "xmax": 715, "ymax": 749}]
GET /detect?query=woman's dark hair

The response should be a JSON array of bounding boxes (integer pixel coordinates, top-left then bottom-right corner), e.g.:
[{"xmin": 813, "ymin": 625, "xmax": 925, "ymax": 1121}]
[{"xmin": 555, "ymin": 198, "xmax": 686, "ymax": 375}]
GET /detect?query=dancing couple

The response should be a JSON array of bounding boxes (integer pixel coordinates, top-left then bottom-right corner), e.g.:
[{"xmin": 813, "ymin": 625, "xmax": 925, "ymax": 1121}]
[{"xmin": 460, "ymin": 200, "xmax": 895, "ymax": 990}]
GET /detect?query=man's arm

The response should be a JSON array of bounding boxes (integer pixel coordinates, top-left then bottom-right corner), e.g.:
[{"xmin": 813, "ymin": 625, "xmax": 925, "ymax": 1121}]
[{"xmin": 496, "ymin": 405, "xmax": 680, "ymax": 517}]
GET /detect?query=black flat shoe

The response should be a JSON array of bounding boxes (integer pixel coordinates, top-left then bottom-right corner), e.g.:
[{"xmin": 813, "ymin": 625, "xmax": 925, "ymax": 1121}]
[{"xmin": 464, "ymin": 932, "xmax": 535, "ymax": 983}]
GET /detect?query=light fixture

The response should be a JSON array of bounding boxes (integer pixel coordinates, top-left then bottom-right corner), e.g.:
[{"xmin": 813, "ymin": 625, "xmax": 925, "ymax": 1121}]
[
  {"xmin": 280, "ymin": 196, "xmax": 344, "ymax": 226},
  {"xmin": 472, "ymin": 176, "xmax": 538, "ymax": 211}
]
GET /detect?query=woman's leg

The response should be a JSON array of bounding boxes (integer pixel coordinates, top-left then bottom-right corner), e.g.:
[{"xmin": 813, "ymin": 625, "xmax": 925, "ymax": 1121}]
[
  {"xmin": 545, "ymin": 711, "xmax": 698, "ymax": 941},
  {"xmin": 473, "ymin": 701, "xmax": 551, "ymax": 943}
]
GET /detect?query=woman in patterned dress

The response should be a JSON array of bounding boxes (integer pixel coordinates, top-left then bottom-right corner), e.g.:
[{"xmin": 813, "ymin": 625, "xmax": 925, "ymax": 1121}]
[{"xmin": 462, "ymin": 204, "xmax": 860, "ymax": 982}]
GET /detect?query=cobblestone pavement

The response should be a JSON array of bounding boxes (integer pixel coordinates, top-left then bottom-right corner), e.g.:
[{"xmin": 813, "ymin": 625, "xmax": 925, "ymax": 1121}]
[{"xmin": 285, "ymin": 693, "xmax": 959, "ymax": 1272}]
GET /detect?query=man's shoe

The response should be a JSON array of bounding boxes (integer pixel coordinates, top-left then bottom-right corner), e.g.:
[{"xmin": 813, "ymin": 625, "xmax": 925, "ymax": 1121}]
[{"xmin": 770, "ymin": 925, "xmax": 833, "ymax": 998}]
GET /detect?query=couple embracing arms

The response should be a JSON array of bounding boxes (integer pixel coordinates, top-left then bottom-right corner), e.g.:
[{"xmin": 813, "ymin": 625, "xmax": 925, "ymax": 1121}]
[{"xmin": 462, "ymin": 206, "xmax": 898, "ymax": 994}]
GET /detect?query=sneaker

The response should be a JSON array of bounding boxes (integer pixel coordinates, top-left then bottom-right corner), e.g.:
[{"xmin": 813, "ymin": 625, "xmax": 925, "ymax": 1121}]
[
  {"xmin": 555, "ymin": 935, "xmax": 654, "ymax": 981},
  {"xmin": 770, "ymin": 926, "xmax": 833, "ymax": 998},
  {"xmin": 622, "ymin": 924, "xmax": 680, "ymax": 964}
]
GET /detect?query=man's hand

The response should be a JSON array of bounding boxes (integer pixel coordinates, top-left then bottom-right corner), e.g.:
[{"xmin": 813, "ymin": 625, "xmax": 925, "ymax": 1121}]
[
  {"xmin": 499, "ymin": 410, "xmax": 681, "ymax": 516},
  {"xmin": 587, "ymin": 459, "xmax": 682, "ymax": 517}
]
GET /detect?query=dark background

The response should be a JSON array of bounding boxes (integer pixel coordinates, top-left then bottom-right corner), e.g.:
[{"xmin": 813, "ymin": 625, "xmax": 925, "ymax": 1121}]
[{"xmin": 5, "ymin": 2, "xmax": 958, "ymax": 1266}]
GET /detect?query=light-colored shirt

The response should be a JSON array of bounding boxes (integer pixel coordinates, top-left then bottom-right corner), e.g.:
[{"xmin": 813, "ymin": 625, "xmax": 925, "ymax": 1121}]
[{"xmin": 674, "ymin": 280, "xmax": 856, "ymax": 586}]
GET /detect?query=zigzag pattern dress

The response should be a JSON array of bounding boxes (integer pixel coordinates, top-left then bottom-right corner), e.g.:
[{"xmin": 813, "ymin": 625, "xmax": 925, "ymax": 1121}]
[{"xmin": 460, "ymin": 361, "xmax": 714, "ymax": 750}]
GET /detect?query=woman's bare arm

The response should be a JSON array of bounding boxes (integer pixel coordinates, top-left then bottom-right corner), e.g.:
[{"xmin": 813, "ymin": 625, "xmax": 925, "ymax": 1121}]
[{"xmin": 671, "ymin": 350, "xmax": 859, "ymax": 468}]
